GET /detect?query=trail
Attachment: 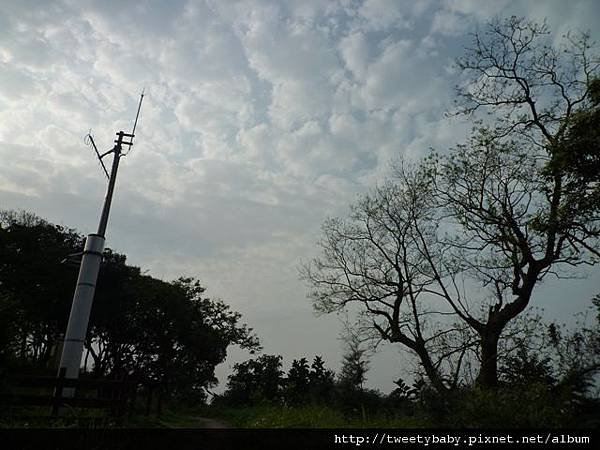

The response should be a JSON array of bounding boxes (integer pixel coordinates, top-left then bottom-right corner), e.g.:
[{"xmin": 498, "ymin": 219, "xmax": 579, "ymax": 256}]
[
  {"xmin": 192, "ymin": 416, "xmax": 230, "ymax": 428},
  {"xmin": 165, "ymin": 415, "xmax": 230, "ymax": 428}
]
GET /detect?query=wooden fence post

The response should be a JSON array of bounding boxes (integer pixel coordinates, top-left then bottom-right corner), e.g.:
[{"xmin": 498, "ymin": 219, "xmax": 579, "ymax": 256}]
[
  {"xmin": 157, "ymin": 386, "xmax": 163, "ymax": 417},
  {"xmin": 145, "ymin": 384, "xmax": 153, "ymax": 417},
  {"xmin": 129, "ymin": 381, "xmax": 137, "ymax": 418},
  {"xmin": 51, "ymin": 367, "xmax": 66, "ymax": 416}
]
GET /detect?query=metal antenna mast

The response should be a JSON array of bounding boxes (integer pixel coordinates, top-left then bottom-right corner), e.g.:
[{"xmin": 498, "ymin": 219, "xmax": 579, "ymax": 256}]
[{"xmin": 58, "ymin": 91, "xmax": 145, "ymax": 396}]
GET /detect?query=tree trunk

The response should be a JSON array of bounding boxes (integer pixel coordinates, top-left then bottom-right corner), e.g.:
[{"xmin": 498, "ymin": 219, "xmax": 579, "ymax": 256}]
[
  {"xmin": 477, "ymin": 329, "xmax": 501, "ymax": 388},
  {"xmin": 391, "ymin": 331, "xmax": 450, "ymax": 394},
  {"xmin": 476, "ymin": 279, "xmax": 538, "ymax": 388},
  {"xmin": 415, "ymin": 341, "xmax": 448, "ymax": 394}
]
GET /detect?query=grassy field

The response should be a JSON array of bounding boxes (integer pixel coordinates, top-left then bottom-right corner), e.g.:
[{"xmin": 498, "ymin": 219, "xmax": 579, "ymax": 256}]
[
  {"xmin": 5, "ymin": 394, "xmax": 598, "ymax": 429},
  {"xmin": 195, "ymin": 404, "xmax": 430, "ymax": 428}
]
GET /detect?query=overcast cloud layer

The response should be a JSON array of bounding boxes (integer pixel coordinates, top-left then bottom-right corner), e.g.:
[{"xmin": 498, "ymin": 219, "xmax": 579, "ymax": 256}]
[{"xmin": 1, "ymin": 0, "xmax": 599, "ymax": 393}]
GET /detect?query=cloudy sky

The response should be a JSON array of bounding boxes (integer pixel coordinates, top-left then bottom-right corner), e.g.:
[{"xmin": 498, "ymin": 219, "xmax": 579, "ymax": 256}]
[{"xmin": 1, "ymin": 0, "xmax": 599, "ymax": 393}]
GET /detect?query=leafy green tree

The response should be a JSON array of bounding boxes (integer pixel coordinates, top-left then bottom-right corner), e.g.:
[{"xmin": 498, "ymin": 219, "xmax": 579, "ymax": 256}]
[
  {"xmin": 546, "ymin": 77, "xmax": 600, "ymax": 172},
  {"xmin": 89, "ymin": 268, "xmax": 261, "ymax": 402},
  {"xmin": 0, "ymin": 292, "xmax": 16, "ymax": 387},
  {"xmin": 546, "ymin": 299, "xmax": 600, "ymax": 401},
  {"xmin": 86, "ymin": 249, "xmax": 142, "ymax": 378},
  {"xmin": 499, "ymin": 346, "xmax": 556, "ymax": 387},
  {"xmin": 338, "ymin": 332, "xmax": 369, "ymax": 392},
  {"xmin": 160, "ymin": 278, "xmax": 261, "ymax": 402},
  {"xmin": 436, "ymin": 16, "xmax": 599, "ymax": 386},
  {"xmin": 222, "ymin": 354, "xmax": 284, "ymax": 406},
  {"xmin": 308, "ymin": 355, "xmax": 335, "ymax": 402},
  {"xmin": 0, "ymin": 210, "xmax": 81, "ymax": 368},
  {"xmin": 0, "ymin": 209, "xmax": 260, "ymax": 404},
  {"xmin": 285, "ymin": 357, "xmax": 310, "ymax": 404}
]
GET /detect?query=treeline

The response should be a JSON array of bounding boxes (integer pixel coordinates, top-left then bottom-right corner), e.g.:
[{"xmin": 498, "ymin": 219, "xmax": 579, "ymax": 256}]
[
  {"xmin": 213, "ymin": 351, "xmax": 421, "ymax": 424},
  {"xmin": 214, "ymin": 315, "xmax": 600, "ymax": 427},
  {"xmin": 0, "ymin": 210, "xmax": 260, "ymax": 404},
  {"xmin": 216, "ymin": 355, "xmax": 335, "ymax": 407}
]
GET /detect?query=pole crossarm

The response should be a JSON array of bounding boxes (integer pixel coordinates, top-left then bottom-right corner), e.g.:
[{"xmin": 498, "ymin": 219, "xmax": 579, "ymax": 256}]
[{"xmin": 85, "ymin": 134, "xmax": 110, "ymax": 179}]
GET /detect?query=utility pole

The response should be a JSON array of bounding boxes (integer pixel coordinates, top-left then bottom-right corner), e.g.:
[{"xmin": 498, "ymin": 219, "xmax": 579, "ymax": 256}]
[{"xmin": 58, "ymin": 92, "xmax": 144, "ymax": 396}]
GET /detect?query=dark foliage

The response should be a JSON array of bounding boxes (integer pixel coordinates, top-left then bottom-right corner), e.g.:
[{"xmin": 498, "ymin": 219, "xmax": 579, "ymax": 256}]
[
  {"xmin": 0, "ymin": 210, "xmax": 260, "ymax": 404},
  {"xmin": 285, "ymin": 357, "xmax": 310, "ymax": 404},
  {"xmin": 218, "ymin": 354, "xmax": 285, "ymax": 406}
]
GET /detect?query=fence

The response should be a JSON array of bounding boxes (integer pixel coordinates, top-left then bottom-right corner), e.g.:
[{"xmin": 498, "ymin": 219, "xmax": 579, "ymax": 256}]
[{"xmin": 0, "ymin": 369, "xmax": 160, "ymax": 424}]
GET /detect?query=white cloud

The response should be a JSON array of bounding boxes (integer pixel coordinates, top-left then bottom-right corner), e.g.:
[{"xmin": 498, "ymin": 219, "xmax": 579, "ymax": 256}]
[
  {"xmin": 340, "ymin": 31, "xmax": 370, "ymax": 81},
  {"xmin": 441, "ymin": 0, "xmax": 511, "ymax": 19},
  {"xmin": 430, "ymin": 9, "xmax": 471, "ymax": 36},
  {"xmin": 357, "ymin": 0, "xmax": 412, "ymax": 31}
]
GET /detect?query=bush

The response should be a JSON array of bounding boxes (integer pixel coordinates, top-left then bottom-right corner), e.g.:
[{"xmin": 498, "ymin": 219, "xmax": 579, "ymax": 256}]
[{"xmin": 438, "ymin": 384, "xmax": 571, "ymax": 428}]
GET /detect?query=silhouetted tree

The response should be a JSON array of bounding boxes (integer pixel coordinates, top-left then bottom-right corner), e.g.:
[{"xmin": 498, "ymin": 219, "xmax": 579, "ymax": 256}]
[
  {"xmin": 338, "ymin": 332, "xmax": 369, "ymax": 392},
  {"xmin": 285, "ymin": 357, "xmax": 310, "ymax": 404},
  {"xmin": 303, "ymin": 17, "xmax": 600, "ymax": 390},
  {"xmin": 441, "ymin": 16, "xmax": 599, "ymax": 386},
  {"xmin": 0, "ymin": 209, "xmax": 260, "ymax": 403},
  {"xmin": 309, "ymin": 355, "xmax": 335, "ymax": 402},
  {"xmin": 222, "ymin": 354, "xmax": 284, "ymax": 406},
  {"xmin": 0, "ymin": 210, "xmax": 81, "ymax": 368},
  {"xmin": 302, "ymin": 166, "xmax": 476, "ymax": 393}
]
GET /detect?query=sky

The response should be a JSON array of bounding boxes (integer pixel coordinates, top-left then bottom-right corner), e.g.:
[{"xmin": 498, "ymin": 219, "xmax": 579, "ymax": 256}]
[{"xmin": 1, "ymin": 0, "xmax": 599, "ymax": 394}]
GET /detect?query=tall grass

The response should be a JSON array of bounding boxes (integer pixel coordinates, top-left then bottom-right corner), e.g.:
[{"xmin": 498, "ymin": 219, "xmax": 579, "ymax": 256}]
[{"xmin": 204, "ymin": 404, "xmax": 429, "ymax": 428}]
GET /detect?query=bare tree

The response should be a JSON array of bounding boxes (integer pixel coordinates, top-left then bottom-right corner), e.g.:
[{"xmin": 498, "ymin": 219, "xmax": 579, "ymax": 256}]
[
  {"xmin": 301, "ymin": 165, "xmax": 477, "ymax": 393},
  {"xmin": 454, "ymin": 16, "xmax": 598, "ymax": 147},
  {"xmin": 303, "ymin": 17, "xmax": 599, "ymax": 390}
]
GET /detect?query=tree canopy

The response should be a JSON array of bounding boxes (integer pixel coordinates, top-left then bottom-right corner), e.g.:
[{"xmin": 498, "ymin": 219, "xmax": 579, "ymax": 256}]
[{"xmin": 0, "ymin": 209, "xmax": 260, "ymax": 403}]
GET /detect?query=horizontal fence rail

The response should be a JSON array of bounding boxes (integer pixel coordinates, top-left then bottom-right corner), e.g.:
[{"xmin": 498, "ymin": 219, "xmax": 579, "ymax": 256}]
[{"xmin": 0, "ymin": 369, "xmax": 161, "ymax": 422}]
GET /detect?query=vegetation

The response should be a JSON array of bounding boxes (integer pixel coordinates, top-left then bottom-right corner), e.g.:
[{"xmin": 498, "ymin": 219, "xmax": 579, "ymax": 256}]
[
  {"xmin": 206, "ymin": 309, "xmax": 600, "ymax": 427},
  {"xmin": 208, "ymin": 303, "xmax": 598, "ymax": 428},
  {"xmin": 0, "ymin": 209, "xmax": 260, "ymax": 407}
]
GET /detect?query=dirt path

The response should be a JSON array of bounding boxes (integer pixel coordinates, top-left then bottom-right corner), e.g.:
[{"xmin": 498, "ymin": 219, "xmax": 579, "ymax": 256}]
[
  {"xmin": 193, "ymin": 416, "xmax": 230, "ymax": 428},
  {"xmin": 167, "ymin": 416, "xmax": 230, "ymax": 428}
]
